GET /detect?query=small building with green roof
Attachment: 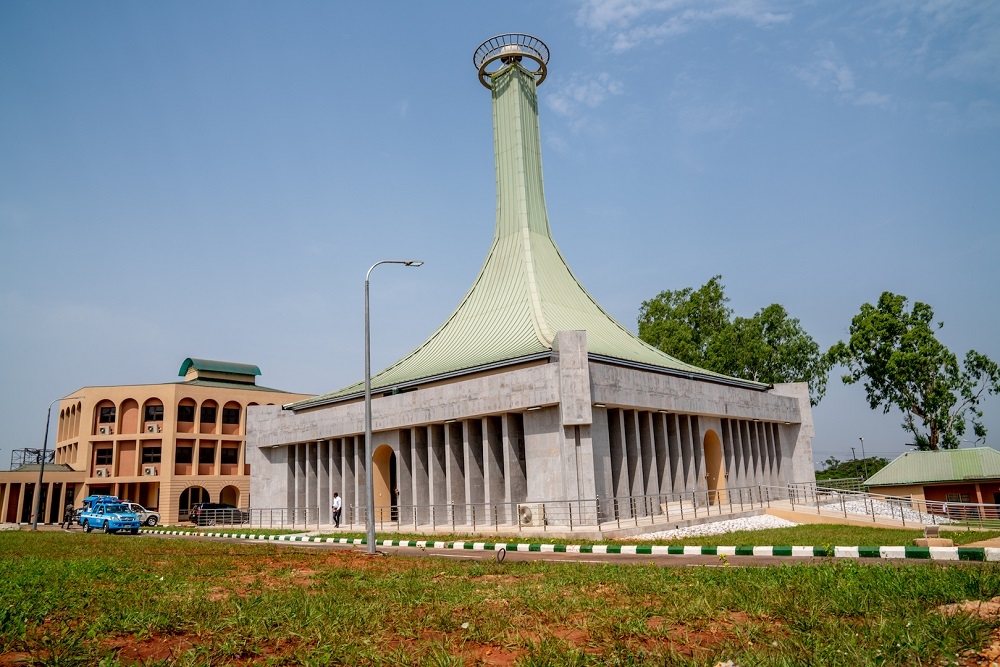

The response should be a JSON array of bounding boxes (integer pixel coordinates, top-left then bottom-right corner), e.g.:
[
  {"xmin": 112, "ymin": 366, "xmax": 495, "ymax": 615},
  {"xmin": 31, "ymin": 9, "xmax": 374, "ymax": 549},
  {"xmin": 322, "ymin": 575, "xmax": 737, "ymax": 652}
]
[
  {"xmin": 247, "ymin": 35, "xmax": 817, "ymax": 529},
  {"xmin": 865, "ymin": 447, "xmax": 1000, "ymax": 507}
]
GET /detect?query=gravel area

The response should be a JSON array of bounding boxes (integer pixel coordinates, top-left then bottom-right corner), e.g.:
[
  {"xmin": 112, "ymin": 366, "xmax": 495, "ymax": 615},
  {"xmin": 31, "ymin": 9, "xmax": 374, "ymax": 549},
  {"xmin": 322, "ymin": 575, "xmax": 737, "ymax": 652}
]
[
  {"xmin": 633, "ymin": 514, "xmax": 798, "ymax": 540},
  {"xmin": 821, "ymin": 497, "xmax": 952, "ymax": 524}
]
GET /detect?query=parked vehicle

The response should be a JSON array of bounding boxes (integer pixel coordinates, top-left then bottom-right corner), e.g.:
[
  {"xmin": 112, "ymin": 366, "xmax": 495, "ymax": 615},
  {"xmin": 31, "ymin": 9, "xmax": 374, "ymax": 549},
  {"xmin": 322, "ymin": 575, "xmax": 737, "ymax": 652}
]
[
  {"xmin": 74, "ymin": 495, "xmax": 121, "ymax": 523},
  {"xmin": 122, "ymin": 502, "xmax": 161, "ymax": 527},
  {"xmin": 189, "ymin": 503, "xmax": 249, "ymax": 526},
  {"xmin": 78, "ymin": 502, "xmax": 141, "ymax": 535}
]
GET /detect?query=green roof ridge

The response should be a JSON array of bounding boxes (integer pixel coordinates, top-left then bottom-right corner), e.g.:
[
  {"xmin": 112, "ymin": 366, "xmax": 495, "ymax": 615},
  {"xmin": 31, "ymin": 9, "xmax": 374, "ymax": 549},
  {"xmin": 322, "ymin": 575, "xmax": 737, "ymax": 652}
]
[
  {"xmin": 289, "ymin": 62, "xmax": 755, "ymax": 410},
  {"xmin": 866, "ymin": 447, "xmax": 1000, "ymax": 486},
  {"xmin": 178, "ymin": 358, "xmax": 261, "ymax": 378}
]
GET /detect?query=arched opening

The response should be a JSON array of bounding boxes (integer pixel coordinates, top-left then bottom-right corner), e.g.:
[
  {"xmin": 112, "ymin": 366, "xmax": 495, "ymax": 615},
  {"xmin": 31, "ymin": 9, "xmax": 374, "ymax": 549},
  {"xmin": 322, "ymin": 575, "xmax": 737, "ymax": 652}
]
[
  {"xmin": 704, "ymin": 430, "xmax": 726, "ymax": 505},
  {"xmin": 372, "ymin": 444, "xmax": 397, "ymax": 522},
  {"xmin": 220, "ymin": 485, "xmax": 241, "ymax": 507},
  {"xmin": 199, "ymin": 399, "xmax": 218, "ymax": 434},
  {"xmin": 221, "ymin": 401, "xmax": 241, "ymax": 436},
  {"xmin": 178, "ymin": 485, "xmax": 210, "ymax": 520},
  {"xmin": 94, "ymin": 400, "xmax": 116, "ymax": 437}
]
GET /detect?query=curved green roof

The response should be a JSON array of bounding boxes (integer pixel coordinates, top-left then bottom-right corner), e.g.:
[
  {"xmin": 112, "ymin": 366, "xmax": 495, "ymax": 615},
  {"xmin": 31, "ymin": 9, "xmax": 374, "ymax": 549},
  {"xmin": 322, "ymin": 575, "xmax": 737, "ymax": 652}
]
[
  {"xmin": 288, "ymin": 63, "xmax": 761, "ymax": 410},
  {"xmin": 178, "ymin": 358, "xmax": 261, "ymax": 378}
]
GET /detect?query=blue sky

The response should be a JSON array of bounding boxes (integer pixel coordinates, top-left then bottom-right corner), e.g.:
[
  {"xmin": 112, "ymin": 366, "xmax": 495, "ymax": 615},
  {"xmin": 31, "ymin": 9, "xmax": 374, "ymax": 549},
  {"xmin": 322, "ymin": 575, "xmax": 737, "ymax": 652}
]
[{"xmin": 2, "ymin": 1, "xmax": 998, "ymax": 471}]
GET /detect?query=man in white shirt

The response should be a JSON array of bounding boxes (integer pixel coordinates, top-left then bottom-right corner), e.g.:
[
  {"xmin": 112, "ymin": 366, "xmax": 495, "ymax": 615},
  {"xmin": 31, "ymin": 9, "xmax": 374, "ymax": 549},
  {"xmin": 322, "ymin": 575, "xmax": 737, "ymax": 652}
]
[{"xmin": 332, "ymin": 492, "xmax": 342, "ymax": 528}]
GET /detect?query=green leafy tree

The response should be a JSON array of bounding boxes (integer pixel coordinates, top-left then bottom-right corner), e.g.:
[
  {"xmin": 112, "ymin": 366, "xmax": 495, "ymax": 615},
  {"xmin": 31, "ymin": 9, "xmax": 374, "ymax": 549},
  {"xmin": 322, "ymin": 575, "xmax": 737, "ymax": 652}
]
[
  {"xmin": 815, "ymin": 455, "xmax": 889, "ymax": 481},
  {"xmin": 638, "ymin": 276, "xmax": 829, "ymax": 405},
  {"xmin": 826, "ymin": 291, "xmax": 1000, "ymax": 450},
  {"xmin": 637, "ymin": 275, "xmax": 731, "ymax": 368},
  {"xmin": 708, "ymin": 304, "xmax": 829, "ymax": 404}
]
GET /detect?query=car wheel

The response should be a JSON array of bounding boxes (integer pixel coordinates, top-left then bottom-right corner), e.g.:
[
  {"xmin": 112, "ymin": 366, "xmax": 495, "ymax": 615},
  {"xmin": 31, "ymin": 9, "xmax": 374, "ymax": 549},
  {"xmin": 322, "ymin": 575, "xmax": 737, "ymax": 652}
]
[
  {"xmin": 146, "ymin": 516, "xmax": 158, "ymax": 527},
  {"xmin": 103, "ymin": 521, "xmax": 112, "ymax": 534},
  {"xmin": 83, "ymin": 520, "xmax": 92, "ymax": 533}
]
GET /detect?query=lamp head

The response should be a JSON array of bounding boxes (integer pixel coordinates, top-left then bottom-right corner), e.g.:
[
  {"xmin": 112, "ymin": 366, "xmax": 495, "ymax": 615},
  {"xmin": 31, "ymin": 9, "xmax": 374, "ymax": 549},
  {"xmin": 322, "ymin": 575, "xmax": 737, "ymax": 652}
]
[{"xmin": 404, "ymin": 260, "xmax": 424, "ymax": 267}]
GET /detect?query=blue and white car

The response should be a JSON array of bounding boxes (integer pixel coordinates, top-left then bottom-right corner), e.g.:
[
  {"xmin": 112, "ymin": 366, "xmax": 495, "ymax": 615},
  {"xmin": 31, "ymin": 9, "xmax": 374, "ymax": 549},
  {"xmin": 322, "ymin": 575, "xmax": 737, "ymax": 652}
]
[{"xmin": 79, "ymin": 502, "xmax": 141, "ymax": 535}]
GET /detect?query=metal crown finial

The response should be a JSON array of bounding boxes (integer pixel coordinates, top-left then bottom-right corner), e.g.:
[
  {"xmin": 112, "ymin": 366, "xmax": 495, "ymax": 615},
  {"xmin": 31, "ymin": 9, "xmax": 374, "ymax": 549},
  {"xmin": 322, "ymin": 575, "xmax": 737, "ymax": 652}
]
[{"xmin": 473, "ymin": 34, "xmax": 549, "ymax": 90}]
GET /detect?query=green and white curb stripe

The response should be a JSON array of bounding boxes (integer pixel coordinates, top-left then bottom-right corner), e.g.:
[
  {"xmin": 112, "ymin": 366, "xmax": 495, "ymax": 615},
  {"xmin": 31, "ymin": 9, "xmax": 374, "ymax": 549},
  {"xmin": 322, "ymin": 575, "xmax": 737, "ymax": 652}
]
[{"xmin": 140, "ymin": 529, "xmax": 999, "ymax": 562}]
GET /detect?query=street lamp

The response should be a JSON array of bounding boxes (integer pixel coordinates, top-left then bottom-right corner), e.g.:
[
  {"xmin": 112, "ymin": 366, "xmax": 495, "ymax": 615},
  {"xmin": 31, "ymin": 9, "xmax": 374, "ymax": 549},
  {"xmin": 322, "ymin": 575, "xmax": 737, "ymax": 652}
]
[
  {"xmin": 365, "ymin": 259, "xmax": 423, "ymax": 554},
  {"xmin": 858, "ymin": 437, "xmax": 868, "ymax": 480},
  {"xmin": 32, "ymin": 394, "xmax": 84, "ymax": 530}
]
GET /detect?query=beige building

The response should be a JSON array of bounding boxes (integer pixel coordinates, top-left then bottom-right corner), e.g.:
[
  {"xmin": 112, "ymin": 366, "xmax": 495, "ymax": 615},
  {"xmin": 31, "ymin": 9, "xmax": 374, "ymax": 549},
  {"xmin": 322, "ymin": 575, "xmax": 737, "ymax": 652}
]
[{"xmin": 0, "ymin": 358, "xmax": 310, "ymax": 525}]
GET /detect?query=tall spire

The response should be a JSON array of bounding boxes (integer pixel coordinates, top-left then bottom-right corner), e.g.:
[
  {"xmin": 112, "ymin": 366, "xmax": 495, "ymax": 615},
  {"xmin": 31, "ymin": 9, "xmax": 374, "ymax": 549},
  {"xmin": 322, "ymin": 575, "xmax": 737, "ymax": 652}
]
[{"xmin": 292, "ymin": 34, "xmax": 757, "ymax": 408}]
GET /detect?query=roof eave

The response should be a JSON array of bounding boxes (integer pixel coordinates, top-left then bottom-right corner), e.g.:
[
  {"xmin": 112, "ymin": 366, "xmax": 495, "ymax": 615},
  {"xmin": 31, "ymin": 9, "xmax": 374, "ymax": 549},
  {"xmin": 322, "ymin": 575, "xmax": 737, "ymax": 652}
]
[{"xmin": 283, "ymin": 352, "xmax": 554, "ymax": 412}]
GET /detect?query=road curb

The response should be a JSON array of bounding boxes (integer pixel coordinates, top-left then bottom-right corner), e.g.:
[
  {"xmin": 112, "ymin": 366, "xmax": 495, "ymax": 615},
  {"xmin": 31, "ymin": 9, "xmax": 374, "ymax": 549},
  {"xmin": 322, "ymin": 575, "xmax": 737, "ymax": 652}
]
[{"xmin": 139, "ymin": 529, "xmax": 1000, "ymax": 561}]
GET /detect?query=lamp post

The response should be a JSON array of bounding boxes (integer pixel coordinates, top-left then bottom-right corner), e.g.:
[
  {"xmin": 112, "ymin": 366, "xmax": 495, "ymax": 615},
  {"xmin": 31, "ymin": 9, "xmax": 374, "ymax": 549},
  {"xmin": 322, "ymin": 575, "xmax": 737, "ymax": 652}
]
[
  {"xmin": 32, "ymin": 394, "xmax": 83, "ymax": 530},
  {"xmin": 858, "ymin": 437, "xmax": 868, "ymax": 481},
  {"xmin": 364, "ymin": 259, "xmax": 423, "ymax": 554}
]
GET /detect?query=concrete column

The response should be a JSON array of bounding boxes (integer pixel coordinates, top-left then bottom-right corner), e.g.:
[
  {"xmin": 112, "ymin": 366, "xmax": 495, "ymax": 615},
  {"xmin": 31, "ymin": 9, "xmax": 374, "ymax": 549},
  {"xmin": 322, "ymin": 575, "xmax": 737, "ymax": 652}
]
[
  {"xmin": 306, "ymin": 442, "xmax": 318, "ymax": 520},
  {"xmin": 397, "ymin": 428, "xmax": 413, "ymax": 524},
  {"xmin": 427, "ymin": 424, "xmax": 447, "ymax": 527},
  {"xmin": 412, "ymin": 427, "xmax": 430, "ymax": 523},
  {"xmin": 319, "ymin": 440, "xmax": 330, "ymax": 524},
  {"xmin": 652, "ymin": 412, "xmax": 669, "ymax": 495},
  {"xmin": 501, "ymin": 413, "xmax": 527, "ymax": 522},
  {"xmin": 589, "ymin": 407, "xmax": 614, "ymax": 521},
  {"xmin": 607, "ymin": 409, "xmax": 630, "ymax": 518},
  {"xmin": 666, "ymin": 413, "xmax": 681, "ymax": 494},
  {"xmin": 771, "ymin": 424, "xmax": 785, "ymax": 483},
  {"xmin": 483, "ymin": 416, "xmax": 506, "ymax": 522},
  {"xmin": 463, "ymin": 419, "xmax": 485, "ymax": 518},
  {"xmin": 284, "ymin": 446, "xmax": 295, "ymax": 513},
  {"xmin": 679, "ymin": 415, "xmax": 695, "ymax": 492},
  {"xmin": 16, "ymin": 484, "xmax": 27, "ymax": 524},
  {"xmin": 342, "ymin": 437, "xmax": 355, "ymax": 523},
  {"xmin": 294, "ymin": 443, "xmax": 306, "ymax": 512},
  {"xmin": 721, "ymin": 419, "xmax": 735, "ymax": 488},
  {"xmin": 691, "ymin": 416, "xmax": 705, "ymax": 493},
  {"xmin": 739, "ymin": 421, "xmax": 753, "ymax": 486},
  {"xmin": 750, "ymin": 421, "xmax": 764, "ymax": 485},
  {"xmin": 330, "ymin": 439, "xmax": 342, "ymax": 510},
  {"xmin": 638, "ymin": 411, "xmax": 658, "ymax": 498},
  {"xmin": 355, "ymin": 435, "xmax": 367, "ymax": 521},
  {"xmin": 445, "ymin": 421, "xmax": 466, "ymax": 523},
  {"xmin": 0, "ymin": 484, "xmax": 10, "ymax": 524},
  {"xmin": 623, "ymin": 410, "xmax": 642, "ymax": 508}
]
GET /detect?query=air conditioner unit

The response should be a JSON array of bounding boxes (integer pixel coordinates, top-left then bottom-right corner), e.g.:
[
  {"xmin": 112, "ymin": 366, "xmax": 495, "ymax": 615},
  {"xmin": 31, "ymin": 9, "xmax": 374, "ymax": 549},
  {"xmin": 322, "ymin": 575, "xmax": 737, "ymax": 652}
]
[
  {"xmin": 143, "ymin": 466, "xmax": 157, "ymax": 476},
  {"xmin": 146, "ymin": 424, "xmax": 160, "ymax": 434},
  {"xmin": 95, "ymin": 468, "xmax": 109, "ymax": 478},
  {"xmin": 517, "ymin": 503, "xmax": 545, "ymax": 527}
]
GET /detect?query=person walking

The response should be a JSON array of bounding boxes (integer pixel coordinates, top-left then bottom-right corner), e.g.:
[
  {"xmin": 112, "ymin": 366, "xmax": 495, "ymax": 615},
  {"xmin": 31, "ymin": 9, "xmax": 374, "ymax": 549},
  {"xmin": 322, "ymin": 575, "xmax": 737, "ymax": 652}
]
[
  {"xmin": 62, "ymin": 503, "xmax": 75, "ymax": 530},
  {"xmin": 332, "ymin": 492, "xmax": 342, "ymax": 528}
]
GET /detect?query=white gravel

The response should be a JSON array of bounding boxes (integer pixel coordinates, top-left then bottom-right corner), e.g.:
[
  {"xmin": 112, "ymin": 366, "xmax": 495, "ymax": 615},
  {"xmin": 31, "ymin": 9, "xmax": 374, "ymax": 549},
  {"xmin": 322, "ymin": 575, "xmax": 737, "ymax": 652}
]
[
  {"xmin": 822, "ymin": 497, "xmax": 952, "ymax": 524},
  {"xmin": 633, "ymin": 514, "xmax": 798, "ymax": 540}
]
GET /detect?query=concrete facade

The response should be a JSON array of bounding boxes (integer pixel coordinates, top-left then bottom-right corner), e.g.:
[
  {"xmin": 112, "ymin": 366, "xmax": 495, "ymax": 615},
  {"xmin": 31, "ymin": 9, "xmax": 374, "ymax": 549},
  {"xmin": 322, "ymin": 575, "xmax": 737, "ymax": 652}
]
[{"xmin": 248, "ymin": 331, "xmax": 815, "ymax": 525}]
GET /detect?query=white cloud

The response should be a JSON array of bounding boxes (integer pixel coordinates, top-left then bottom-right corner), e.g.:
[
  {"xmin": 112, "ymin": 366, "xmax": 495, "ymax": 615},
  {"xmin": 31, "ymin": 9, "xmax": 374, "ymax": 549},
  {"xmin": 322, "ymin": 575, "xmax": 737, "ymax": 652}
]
[
  {"xmin": 545, "ymin": 72, "xmax": 624, "ymax": 133},
  {"xmin": 794, "ymin": 43, "xmax": 892, "ymax": 109},
  {"xmin": 576, "ymin": 0, "xmax": 792, "ymax": 51}
]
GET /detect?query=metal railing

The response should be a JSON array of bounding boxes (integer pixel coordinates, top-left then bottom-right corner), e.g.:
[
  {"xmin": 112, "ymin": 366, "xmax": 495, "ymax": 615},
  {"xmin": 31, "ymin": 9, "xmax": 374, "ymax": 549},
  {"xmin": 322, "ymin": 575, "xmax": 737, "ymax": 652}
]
[
  {"xmin": 171, "ymin": 484, "xmax": 1000, "ymax": 533},
  {"xmin": 787, "ymin": 483, "xmax": 1000, "ymax": 529}
]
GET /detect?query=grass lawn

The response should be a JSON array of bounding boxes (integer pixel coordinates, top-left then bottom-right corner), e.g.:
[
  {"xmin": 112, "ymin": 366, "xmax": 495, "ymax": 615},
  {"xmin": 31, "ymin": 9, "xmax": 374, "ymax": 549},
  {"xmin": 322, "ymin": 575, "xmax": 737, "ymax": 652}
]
[{"xmin": 2, "ymin": 531, "xmax": 1000, "ymax": 665}]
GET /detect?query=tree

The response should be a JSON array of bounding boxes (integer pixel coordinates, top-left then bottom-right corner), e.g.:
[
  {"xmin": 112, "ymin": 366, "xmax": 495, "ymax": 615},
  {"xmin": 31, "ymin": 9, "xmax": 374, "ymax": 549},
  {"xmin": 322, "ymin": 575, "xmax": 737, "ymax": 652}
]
[
  {"xmin": 815, "ymin": 455, "xmax": 889, "ymax": 481},
  {"xmin": 708, "ymin": 304, "xmax": 829, "ymax": 404},
  {"xmin": 637, "ymin": 275, "xmax": 731, "ymax": 368},
  {"xmin": 638, "ymin": 276, "xmax": 829, "ymax": 405},
  {"xmin": 826, "ymin": 291, "xmax": 1000, "ymax": 450}
]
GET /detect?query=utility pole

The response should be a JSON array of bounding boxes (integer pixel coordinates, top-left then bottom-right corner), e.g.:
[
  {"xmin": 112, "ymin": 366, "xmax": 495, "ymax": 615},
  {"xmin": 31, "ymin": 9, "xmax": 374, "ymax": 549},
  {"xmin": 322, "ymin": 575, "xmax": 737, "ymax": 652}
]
[{"xmin": 859, "ymin": 437, "xmax": 869, "ymax": 480}]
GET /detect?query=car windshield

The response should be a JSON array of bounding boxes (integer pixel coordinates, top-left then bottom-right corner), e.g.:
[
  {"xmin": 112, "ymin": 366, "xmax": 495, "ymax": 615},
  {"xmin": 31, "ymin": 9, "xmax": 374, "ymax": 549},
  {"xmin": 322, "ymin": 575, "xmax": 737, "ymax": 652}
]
[{"xmin": 102, "ymin": 504, "xmax": 128, "ymax": 513}]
